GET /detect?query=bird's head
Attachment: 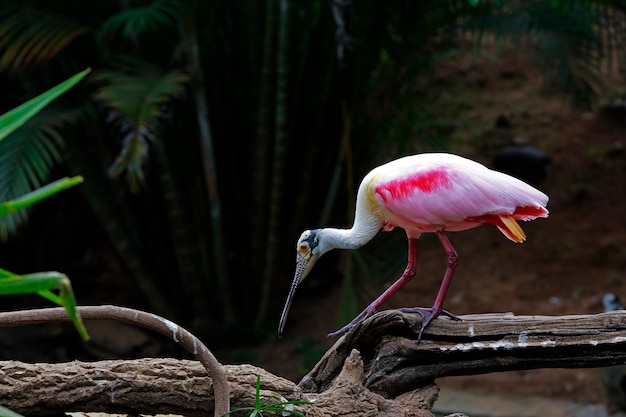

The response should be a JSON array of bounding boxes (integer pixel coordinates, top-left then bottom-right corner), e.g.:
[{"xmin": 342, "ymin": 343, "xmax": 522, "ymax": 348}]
[
  {"xmin": 278, "ymin": 229, "xmax": 326, "ymax": 337},
  {"xmin": 294, "ymin": 229, "xmax": 326, "ymax": 279}
]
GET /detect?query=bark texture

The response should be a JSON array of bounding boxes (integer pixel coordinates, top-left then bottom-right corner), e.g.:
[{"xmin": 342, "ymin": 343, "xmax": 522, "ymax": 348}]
[
  {"xmin": 3, "ymin": 309, "xmax": 626, "ymax": 416},
  {"xmin": 0, "ymin": 353, "xmax": 446, "ymax": 417},
  {"xmin": 301, "ymin": 310, "xmax": 626, "ymax": 397}
]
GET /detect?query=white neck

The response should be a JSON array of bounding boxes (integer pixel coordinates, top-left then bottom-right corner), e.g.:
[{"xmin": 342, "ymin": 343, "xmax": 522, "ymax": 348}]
[{"xmin": 320, "ymin": 196, "xmax": 382, "ymax": 251}]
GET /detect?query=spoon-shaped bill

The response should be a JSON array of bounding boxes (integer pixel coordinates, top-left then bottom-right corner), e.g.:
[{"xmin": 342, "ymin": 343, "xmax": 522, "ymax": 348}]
[{"xmin": 278, "ymin": 255, "xmax": 310, "ymax": 337}]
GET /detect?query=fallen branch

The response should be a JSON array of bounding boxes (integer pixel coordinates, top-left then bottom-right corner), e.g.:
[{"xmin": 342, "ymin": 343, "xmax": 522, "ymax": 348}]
[
  {"xmin": 0, "ymin": 354, "xmax": 445, "ymax": 417},
  {"xmin": 301, "ymin": 310, "xmax": 626, "ymax": 397},
  {"xmin": 2, "ymin": 308, "xmax": 625, "ymax": 416},
  {"xmin": 0, "ymin": 359, "xmax": 287, "ymax": 417},
  {"xmin": 0, "ymin": 306, "xmax": 229, "ymax": 417}
]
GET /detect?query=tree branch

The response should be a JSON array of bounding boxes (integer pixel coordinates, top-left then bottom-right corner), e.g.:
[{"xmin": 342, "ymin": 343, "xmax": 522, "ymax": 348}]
[
  {"xmin": 0, "ymin": 359, "xmax": 284, "ymax": 417},
  {"xmin": 0, "ymin": 355, "xmax": 444, "ymax": 417},
  {"xmin": 301, "ymin": 310, "xmax": 626, "ymax": 397},
  {"xmin": 2, "ymin": 308, "xmax": 625, "ymax": 416},
  {"xmin": 0, "ymin": 306, "xmax": 229, "ymax": 417}
]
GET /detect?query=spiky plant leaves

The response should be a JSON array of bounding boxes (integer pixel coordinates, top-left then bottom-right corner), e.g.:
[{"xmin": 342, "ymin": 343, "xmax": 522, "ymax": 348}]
[
  {"xmin": 0, "ymin": 107, "xmax": 78, "ymax": 240},
  {"xmin": 0, "ymin": 7, "xmax": 92, "ymax": 72},
  {"xmin": 0, "ymin": 268, "xmax": 89, "ymax": 340},
  {"xmin": 0, "ymin": 68, "xmax": 88, "ymax": 239},
  {"xmin": 0, "ymin": 176, "xmax": 83, "ymax": 218},
  {"xmin": 99, "ymin": 0, "xmax": 179, "ymax": 43},
  {"xmin": 107, "ymin": 127, "xmax": 152, "ymax": 192},
  {"xmin": 93, "ymin": 61, "xmax": 189, "ymax": 191},
  {"xmin": 0, "ymin": 68, "xmax": 90, "ymax": 142}
]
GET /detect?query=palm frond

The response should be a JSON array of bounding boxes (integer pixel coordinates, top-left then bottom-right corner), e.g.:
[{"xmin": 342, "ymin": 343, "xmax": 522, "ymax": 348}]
[
  {"xmin": 107, "ymin": 127, "xmax": 152, "ymax": 192},
  {"xmin": 0, "ymin": 107, "xmax": 71, "ymax": 240},
  {"xmin": 93, "ymin": 60, "xmax": 189, "ymax": 191},
  {"xmin": 0, "ymin": 68, "xmax": 91, "ymax": 142},
  {"xmin": 0, "ymin": 7, "xmax": 92, "ymax": 72},
  {"xmin": 99, "ymin": 0, "xmax": 179, "ymax": 43}
]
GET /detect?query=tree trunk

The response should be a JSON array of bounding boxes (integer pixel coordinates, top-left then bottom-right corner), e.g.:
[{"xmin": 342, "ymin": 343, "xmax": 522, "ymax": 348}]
[
  {"xmin": 257, "ymin": 0, "xmax": 291, "ymax": 324},
  {"xmin": 180, "ymin": 7, "xmax": 234, "ymax": 327}
]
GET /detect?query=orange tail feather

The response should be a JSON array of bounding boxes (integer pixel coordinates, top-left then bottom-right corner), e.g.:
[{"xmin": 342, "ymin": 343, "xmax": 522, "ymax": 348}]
[{"xmin": 498, "ymin": 215, "xmax": 526, "ymax": 243}]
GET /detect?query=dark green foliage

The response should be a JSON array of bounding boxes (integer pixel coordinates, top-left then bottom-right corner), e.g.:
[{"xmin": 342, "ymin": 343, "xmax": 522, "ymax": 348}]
[
  {"xmin": 0, "ymin": 107, "xmax": 76, "ymax": 239},
  {"xmin": 93, "ymin": 60, "xmax": 190, "ymax": 190},
  {"xmin": 0, "ymin": 0, "xmax": 623, "ymax": 338}
]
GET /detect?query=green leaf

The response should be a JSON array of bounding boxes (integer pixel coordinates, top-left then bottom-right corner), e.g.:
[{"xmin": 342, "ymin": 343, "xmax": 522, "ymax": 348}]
[
  {"xmin": 225, "ymin": 373, "xmax": 311, "ymax": 416},
  {"xmin": 0, "ymin": 176, "xmax": 83, "ymax": 217},
  {"xmin": 0, "ymin": 405, "xmax": 24, "ymax": 417},
  {"xmin": 0, "ymin": 269, "xmax": 89, "ymax": 341},
  {"xmin": 0, "ymin": 69, "xmax": 91, "ymax": 142},
  {"xmin": 255, "ymin": 374, "xmax": 262, "ymax": 405},
  {"xmin": 0, "ymin": 268, "xmax": 13, "ymax": 278},
  {"xmin": 0, "ymin": 272, "xmax": 65, "ymax": 294},
  {"xmin": 0, "ymin": 104, "xmax": 85, "ymax": 239}
]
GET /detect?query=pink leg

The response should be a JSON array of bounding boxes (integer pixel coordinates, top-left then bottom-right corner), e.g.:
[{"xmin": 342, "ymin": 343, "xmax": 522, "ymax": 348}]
[
  {"xmin": 399, "ymin": 230, "xmax": 461, "ymax": 341},
  {"xmin": 328, "ymin": 236, "xmax": 419, "ymax": 337}
]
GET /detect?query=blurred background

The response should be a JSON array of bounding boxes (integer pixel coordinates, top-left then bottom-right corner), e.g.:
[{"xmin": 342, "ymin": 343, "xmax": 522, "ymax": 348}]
[{"xmin": 1, "ymin": 0, "xmax": 626, "ymax": 413}]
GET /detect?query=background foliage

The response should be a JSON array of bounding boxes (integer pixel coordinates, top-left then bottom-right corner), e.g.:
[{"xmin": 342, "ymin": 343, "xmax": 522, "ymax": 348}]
[
  {"xmin": 0, "ymin": 68, "xmax": 91, "ymax": 343},
  {"xmin": 0, "ymin": 0, "xmax": 623, "ymax": 341}
]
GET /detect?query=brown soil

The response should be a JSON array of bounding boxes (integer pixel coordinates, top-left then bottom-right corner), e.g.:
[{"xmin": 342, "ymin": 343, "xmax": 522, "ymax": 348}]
[{"xmin": 243, "ymin": 51, "xmax": 626, "ymax": 408}]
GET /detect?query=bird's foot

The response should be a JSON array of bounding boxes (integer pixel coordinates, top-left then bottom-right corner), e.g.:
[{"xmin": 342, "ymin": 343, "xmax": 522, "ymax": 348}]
[
  {"xmin": 398, "ymin": 306, "xmax": 461, "ymax": 341},
  {"xmin": 327, "ymin": 305, "xmax": 378, "ymax": 338}
]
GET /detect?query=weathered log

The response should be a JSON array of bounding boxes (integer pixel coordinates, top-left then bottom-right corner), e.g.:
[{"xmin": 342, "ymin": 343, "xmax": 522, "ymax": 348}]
[
  {"xmin": 0, "ymin": 306, "xmax": 449, "ymax": 416},
  {"xmin": 0, "ymin": 353, "xmax": 449, "ymax": 417},
  {"xmin": 301, "ymin": 310, "xmax": 626, "ymax": 397},
  {"xmin": 298, "ymin": 349, "xmax": 444, "ymax": 417},
  {"xmin": 2, "ymin": 309, "xmax": 625, "ymax": 416},
  {"xmin": 0, "ymin": 306, "xmax": 230, "ymax": 417},
  {"xmin": 0, "ymin": 359, "xmax": 289, "ymax": 417}
]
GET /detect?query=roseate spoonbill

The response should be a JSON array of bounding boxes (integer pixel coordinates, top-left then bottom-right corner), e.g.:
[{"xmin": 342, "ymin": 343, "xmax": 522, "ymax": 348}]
[{"xmin": 278, "ymin": 153, "xmax": 549, "ymax": 340}]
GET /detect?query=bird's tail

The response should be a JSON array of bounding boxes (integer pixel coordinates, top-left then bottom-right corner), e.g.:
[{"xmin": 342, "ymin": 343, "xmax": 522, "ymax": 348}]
[{"xmin": 497, "ymin": 215, "xmax": 526, "ymax": 243}]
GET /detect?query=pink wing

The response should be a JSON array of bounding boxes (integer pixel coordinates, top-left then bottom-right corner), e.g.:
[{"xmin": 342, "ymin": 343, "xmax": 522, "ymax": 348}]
[{"xmin": 368, "ymin": 154, "xmax": 548, "ymax": 238}]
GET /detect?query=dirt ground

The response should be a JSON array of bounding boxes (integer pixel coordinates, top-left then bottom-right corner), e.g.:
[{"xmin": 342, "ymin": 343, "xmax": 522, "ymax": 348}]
[{"xmin": 246, "ymin": 51, "xmax": 626, "ymax": 408}]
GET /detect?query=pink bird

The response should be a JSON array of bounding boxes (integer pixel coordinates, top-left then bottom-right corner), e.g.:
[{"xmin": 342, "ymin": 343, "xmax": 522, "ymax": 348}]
[{"xmin": 278, "ymin": 153, "xmax": 549, "ymax": 340}]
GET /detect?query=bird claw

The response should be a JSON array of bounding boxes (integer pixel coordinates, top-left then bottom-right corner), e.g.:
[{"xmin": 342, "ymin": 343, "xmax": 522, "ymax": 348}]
[
  {"xmin": 327, "ymin": 325, "xmax": 351, "ymax": 338},
  {"xmin": 398, "ymin": 306, "xmax": 462, "ymax": 341},
  {"xmin": 327, "ymin": 305, "xmax": 378, "ymax": 337},
  {"xmin": 440, "ymin": 309, "xmax": 462, "ymax": 321}
]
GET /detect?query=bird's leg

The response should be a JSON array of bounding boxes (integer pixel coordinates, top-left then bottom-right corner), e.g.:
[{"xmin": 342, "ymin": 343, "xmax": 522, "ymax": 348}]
[
  {"xmin": 327, "ymin": 237, "xmax": 419, "ymax": 337},
  {"xmin": 399, "ymin": 230, "xmax": 461, "ymax": 341}
]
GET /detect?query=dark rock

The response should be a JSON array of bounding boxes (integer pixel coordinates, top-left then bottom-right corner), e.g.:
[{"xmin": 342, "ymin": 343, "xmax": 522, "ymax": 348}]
[{"xmin": 493, "ymin": 145, "xmax": 551, "ymax": 185}]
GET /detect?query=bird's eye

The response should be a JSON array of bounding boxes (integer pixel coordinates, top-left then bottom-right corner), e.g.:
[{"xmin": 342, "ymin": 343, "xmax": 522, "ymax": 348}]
[{"xmin": 299, "ymin": 244, "xmax": 309, "ymax": 252}]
